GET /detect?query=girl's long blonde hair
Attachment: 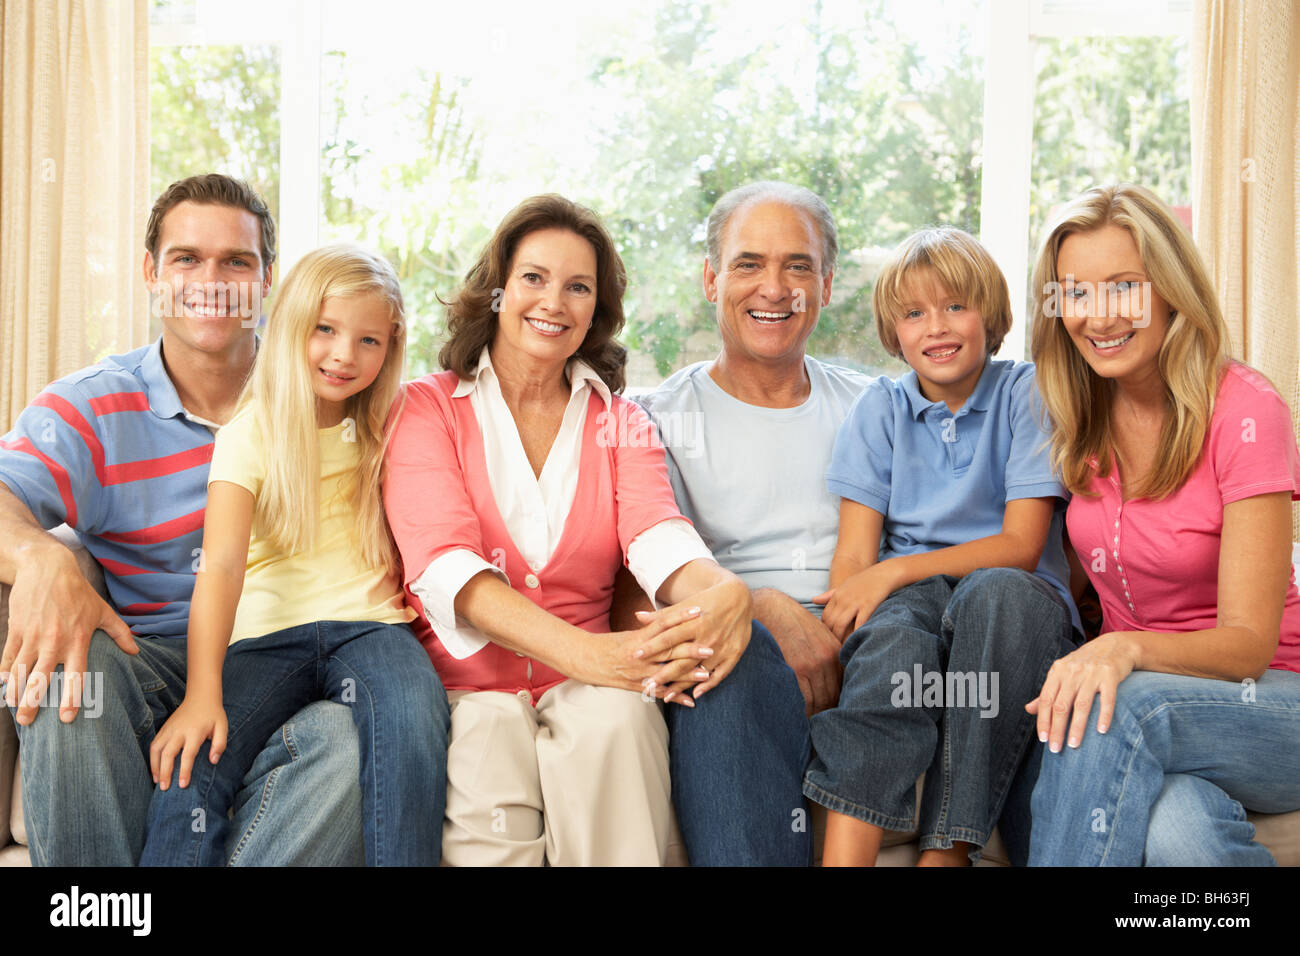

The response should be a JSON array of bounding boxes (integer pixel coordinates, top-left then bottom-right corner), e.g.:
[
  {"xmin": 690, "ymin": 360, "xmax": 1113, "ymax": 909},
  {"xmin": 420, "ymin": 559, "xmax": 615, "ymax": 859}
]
[
  {"xmin": 1030, "ymin": 183, "xmax": 1227, "ymax": 499},
  {"xmin": 242, "ymin": 243, "xmax": 406, "ymax": 573}
]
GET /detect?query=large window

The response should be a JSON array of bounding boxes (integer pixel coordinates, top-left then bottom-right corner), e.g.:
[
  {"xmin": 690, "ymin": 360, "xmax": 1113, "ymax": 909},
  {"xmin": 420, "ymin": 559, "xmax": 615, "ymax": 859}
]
[{"xmin": 148, "ymin": 0, "xmax": 1191, "ymax": 383}]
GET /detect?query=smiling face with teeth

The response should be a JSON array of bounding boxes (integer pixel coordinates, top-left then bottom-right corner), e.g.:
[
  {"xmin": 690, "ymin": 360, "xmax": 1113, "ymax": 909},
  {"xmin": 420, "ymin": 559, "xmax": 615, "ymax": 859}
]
[
  {"xmin": 894, "ymin": 268, "xmax": 988, "ymax": 411},
  {"xmin": 704, "ymin": 200, "xmax": 833, "ymax": 382},
  {"xmin": 491, "ymin": 227, "xmax": 598, "ymax": 379},
  {"xmin": 306, "ymin": 292, "xmax": 395, "ymax": 427},
  {"xmin": 1056, "ymin": 224, "xmax": 1171, "ymax": 393},
  {"xmin": 144, "ymin": 200, "xmax": 271, "ymax": 361}
]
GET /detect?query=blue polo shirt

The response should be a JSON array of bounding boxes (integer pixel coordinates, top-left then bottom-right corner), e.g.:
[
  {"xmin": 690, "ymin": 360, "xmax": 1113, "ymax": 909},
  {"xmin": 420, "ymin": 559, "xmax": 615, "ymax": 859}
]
[
  {"xmin": 0, "ymin": 338, "xmax": 218, "ymax": 638},
  {"xmin": 826, "ymin": 357, "xmax": 1078, "ymax": 629}
]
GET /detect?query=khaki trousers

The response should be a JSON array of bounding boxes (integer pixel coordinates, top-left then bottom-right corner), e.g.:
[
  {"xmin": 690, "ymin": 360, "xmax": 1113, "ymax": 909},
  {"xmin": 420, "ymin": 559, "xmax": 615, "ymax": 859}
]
[{"xmin": 442, "ymin": 680, "xmax": 673, "ymax": 866}]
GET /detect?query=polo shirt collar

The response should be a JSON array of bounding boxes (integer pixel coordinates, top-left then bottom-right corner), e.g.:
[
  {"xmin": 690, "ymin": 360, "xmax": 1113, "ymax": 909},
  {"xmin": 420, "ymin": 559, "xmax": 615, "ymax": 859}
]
[
  {"xmin": 900, "ymin": 355, "xmax": 995, "ymax": 419},
  {"xmin": 453, "ymin": 347, "xmax": 613, "ymax": 407},
  {"xmin": 147, "ymin": 335, "xmax": 261, "ymax": 425},
  {"xmin": 142, "ymin": 337, "xmax": 186, "ymax": 420}
]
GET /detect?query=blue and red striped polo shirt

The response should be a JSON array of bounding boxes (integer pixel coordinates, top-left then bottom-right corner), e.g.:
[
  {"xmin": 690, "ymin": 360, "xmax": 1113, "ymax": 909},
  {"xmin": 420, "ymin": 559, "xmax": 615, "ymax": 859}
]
[{"xmin": 0, "ymin": 338, "xmax": 217, "ymax": 638}]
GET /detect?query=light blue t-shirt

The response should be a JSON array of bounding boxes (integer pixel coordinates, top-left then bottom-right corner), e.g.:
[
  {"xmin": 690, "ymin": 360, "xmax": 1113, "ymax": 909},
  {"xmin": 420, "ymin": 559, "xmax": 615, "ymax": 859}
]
[
  {"xmin": 826, "ymin": 357, "xmax": 1079, "ymax": 630},
  {"xmin": 635, "ymin": 357, "xmax": 872, "ymax": 612}
]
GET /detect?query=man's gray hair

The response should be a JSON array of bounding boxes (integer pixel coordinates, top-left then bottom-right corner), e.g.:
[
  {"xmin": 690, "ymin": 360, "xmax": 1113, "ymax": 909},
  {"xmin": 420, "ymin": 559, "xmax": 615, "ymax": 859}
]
[{"xmin": 705, "ymin": 181, "xmax": 838, "ymax": 276}]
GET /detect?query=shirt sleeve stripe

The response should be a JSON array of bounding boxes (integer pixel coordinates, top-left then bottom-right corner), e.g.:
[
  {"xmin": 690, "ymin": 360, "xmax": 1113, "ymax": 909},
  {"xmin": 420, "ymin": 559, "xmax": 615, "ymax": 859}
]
[
  {"xmin": 99, "ymin": 507, "xmax": 204, "ymax": 545},
  {"xmin": 0, "ymin": 436, "xmax": 79, "ymax": 526},
  {"xmin": 120, "ymin": 602, "xmax": 169, "ymax": 615},
  {"xmin": 31, "ymin": 392, "xmax": 106, "ymax": 481},
  {"xmin": 105, "ymin": 443, "xmax": 213, "ymax": 485},
  {"xmin": 89, "ymin": 391, "xmax": 151, "ymax": 415},
  {"xmin": 98, "ymin": 557, "xmax": 161, "ymax": 577}
]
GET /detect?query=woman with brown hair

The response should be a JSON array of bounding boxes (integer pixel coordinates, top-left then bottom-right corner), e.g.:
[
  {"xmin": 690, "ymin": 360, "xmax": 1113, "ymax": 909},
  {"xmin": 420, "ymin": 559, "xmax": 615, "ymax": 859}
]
[{"xmin": 383, "ymin": 194, "xmax": 752, "ymax": 865}]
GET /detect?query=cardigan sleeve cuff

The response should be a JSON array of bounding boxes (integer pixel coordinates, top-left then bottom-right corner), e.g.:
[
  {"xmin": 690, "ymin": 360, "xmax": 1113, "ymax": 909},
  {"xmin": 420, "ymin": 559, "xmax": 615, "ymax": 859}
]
[
  {"xmin": 626, "ymin": 518, "xmax": 717, "ymax": 608},
  {"xmin": 410, "ymin": 549, "xmax": 510, "ymax": 660}
]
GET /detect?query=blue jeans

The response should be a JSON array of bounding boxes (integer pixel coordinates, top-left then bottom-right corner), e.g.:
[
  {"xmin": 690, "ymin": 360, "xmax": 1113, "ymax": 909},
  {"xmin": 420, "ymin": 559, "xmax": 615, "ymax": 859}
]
[
  {"xmin": 243, "ymin": 619, "xmax": 813, "ymax": 866},
  {"xmin": 804, "ymin": 569, "xmax": 1078, "ymax": 860},
  {"xmin": 663, "ymin": 621, "xmax": 812, "ymax": 866},
  {"xmin": 10, "ymin": 630, "xmax": 380, "ymax": 865},
  {"xmin": 1029, "ymin": 668, "xmax": 1300, "ymax": 866},
  {"xmin": 139, "ymin": 620, "xmax": 445, "ymax": 866}
]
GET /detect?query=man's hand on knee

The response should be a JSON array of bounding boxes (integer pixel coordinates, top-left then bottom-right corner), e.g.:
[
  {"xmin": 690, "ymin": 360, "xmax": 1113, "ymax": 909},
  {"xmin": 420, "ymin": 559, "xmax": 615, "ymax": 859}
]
[
  {"xmin": 2, "ymin": 541, "xmax": 136, "ymax": 724},
  {"xmin": 752, "ymin": 588, "xmax": 842, "ymax": 716}
]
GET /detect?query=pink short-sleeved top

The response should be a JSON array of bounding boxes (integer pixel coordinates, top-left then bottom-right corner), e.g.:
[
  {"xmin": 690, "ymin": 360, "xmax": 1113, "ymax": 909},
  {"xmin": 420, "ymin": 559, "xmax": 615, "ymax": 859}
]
[{"xmin": 1066, "ymin": 362, "xmax": 1300, "ymax": 674}]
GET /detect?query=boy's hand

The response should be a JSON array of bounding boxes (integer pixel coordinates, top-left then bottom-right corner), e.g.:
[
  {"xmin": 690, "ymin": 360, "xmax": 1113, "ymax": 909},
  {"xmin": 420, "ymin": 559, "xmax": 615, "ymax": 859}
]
[
  {"xmin": 815, "ymin": 561, "xmax": 901, "ymax": 642},
  {"xmin": 150, "ymin": 694, "xmax": 227, "ymax": 790}
]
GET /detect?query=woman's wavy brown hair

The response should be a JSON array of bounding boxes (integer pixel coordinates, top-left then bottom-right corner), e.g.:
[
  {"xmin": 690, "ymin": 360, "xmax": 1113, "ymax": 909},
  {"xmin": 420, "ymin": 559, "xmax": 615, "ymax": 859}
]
[{"xmin": 440, "ymin": 194, "xmax": 629, "ymax": 392}]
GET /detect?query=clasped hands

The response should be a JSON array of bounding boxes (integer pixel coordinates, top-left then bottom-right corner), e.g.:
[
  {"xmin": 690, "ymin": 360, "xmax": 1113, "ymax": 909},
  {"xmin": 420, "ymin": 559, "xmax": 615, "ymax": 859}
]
[{"xmin": 609, "ymin": 578, "xmax": 751, "ymax": 707}]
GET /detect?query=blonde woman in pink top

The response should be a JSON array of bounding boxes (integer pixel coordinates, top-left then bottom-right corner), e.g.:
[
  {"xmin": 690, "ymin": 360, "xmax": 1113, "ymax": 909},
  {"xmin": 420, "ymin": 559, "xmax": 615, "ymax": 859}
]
[
  {"xmin": 1025, "ymin": 183, "xmax": 1300, "ymax": 865},
  {"xmin": 384, "ymin": 195, "xmax": 754, "ymax": 865}
]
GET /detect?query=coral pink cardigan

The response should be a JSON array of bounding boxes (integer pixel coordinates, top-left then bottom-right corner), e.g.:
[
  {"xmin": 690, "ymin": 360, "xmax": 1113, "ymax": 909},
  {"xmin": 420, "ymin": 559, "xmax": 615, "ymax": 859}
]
[{"xmin": 384, "ymin": 370, "xmax": 686, "ymax": 702}]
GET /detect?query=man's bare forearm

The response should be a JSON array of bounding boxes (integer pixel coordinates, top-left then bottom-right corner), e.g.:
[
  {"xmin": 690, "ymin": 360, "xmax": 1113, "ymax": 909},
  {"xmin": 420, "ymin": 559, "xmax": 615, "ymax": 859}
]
[
  {"xmin": 751, "ymin": 587, "xmax": 806, "ymax": 641},
  {"xmin": 0, "ymin": 482, "xmax": 73, "ymax": 585}
]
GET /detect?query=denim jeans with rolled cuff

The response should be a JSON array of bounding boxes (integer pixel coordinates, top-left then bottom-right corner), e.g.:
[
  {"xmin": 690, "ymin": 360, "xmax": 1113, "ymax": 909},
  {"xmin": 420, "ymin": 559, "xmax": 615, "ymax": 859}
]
[{"xmin": 804, "ymin": 569, "xmax": 1079, "ymax": 862}]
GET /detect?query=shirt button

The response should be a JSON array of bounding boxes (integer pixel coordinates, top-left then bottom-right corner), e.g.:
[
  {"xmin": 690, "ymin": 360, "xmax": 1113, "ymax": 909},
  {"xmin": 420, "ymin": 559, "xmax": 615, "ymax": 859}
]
[
  {"xmin": 1112, "ymin": 551, "xmax": 1118, "ymax": 559},
  {"xmin": 515, "ymin": 651, "xmax": 525, "ymax": 658},
  {"xmin": 516, "ymin": 690, "xmax": 531, "ymax": 702},
  {"xmin": 524, "ymin": 573, "xmax": 540, "ymax": 588}
]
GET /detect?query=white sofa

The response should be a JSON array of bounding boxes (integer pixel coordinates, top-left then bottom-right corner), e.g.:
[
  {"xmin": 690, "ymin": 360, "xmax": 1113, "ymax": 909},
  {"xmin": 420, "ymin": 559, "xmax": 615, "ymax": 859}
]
[{"xmin": 2, "ymin": 529, "xmax": 1298, "ymax": 866}]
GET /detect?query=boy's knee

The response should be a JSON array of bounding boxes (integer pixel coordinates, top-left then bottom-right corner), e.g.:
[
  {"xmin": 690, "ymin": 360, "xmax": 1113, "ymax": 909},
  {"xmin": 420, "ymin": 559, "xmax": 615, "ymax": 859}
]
[
  {"xmin": 950, "ymin": 567, "xmax": 1043, "ymax": 612},
  {"xmin": 963, "ymin": 566, "xmax": 1032, "ymax": 589},
  {"xmin": 948, "ymin": 568, "xmax": 1069, "ymax": 648}
]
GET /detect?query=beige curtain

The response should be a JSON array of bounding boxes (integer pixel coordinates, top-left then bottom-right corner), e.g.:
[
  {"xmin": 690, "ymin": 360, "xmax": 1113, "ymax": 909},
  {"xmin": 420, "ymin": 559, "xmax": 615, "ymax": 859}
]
[
  {"xmin": 0, "ymin": 0, "xmax": 149, "ymax": 431},
  {"xmin": 1190, "ymin": 0, "xmax": 1300, "ymax": 539}
]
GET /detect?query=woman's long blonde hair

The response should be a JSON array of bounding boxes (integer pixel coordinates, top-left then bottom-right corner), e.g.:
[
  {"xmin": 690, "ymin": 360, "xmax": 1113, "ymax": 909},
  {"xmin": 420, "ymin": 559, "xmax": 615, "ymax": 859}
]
[
  {"xmin": 1030, "ymin": 183, "xmax": 1227, "ymax": 499},
  {"xmin": 241, "ymin": 243, "xmax": 406, "ymax": 573}
]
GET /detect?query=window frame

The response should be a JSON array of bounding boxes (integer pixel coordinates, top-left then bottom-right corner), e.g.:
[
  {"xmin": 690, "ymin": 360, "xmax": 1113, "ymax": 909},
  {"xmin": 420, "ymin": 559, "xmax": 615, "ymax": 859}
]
[
  {"xmin": 152, "ymin": 0, "xmax": 1193, "ymax": 362},
  {"xmin": 979, "ymin": 0, "xmax": 1191, "ymax": 359}
]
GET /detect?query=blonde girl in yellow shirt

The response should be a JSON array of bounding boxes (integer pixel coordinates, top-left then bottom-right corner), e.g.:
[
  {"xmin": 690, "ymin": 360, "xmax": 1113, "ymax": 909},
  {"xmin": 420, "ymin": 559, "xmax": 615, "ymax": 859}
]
[{"xmin": 140, "ymin": 245, "xmax": 445, "ymax": 866}]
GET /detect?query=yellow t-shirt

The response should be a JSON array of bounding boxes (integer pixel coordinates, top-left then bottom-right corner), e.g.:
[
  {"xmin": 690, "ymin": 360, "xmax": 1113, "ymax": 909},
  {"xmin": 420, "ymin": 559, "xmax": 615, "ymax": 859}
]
[{"xmin": 207, "ymin": 405, "xmax": 414, "ymax": 644}]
